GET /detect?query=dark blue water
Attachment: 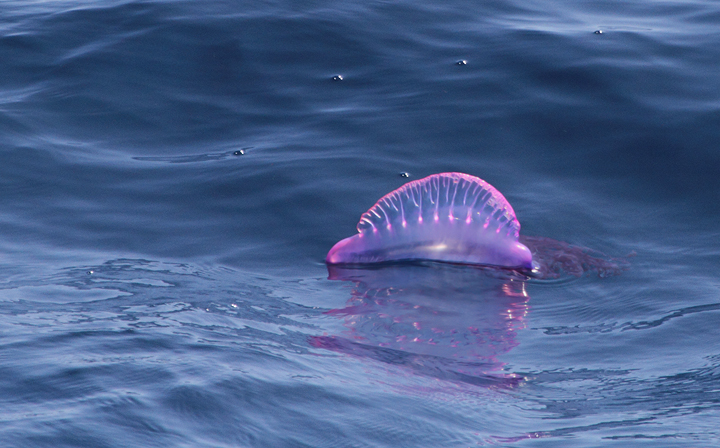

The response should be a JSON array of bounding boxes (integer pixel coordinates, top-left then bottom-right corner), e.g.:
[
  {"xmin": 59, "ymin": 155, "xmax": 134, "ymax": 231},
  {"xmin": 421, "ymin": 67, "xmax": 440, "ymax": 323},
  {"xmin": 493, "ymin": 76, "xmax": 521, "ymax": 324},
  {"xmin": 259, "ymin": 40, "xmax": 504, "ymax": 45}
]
[{"xmin": 1, "ymin": 0, "xmax": 719, "ymax": 446}]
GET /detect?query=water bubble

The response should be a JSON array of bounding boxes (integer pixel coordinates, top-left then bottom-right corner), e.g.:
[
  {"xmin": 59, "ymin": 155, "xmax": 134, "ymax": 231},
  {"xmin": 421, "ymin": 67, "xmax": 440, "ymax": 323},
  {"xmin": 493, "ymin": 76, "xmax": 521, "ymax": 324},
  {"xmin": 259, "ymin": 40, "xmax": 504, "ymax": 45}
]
[
  {"xmin": 400, "ymin": 172, "xmax": 410, "ymax": 178},
  {"xmin": 332, "ymin": 75, "xmax": 343, "ymax": 81},
  {"xmin": 456, "ymin": 60, "xmax": 467, "ymax": 65},
  {"xmin": 233, "ymin": 149, "xmax": 245, "ymax": 156},
  {"xmin": 594, "ymin": 30, "xmax": 603, "ymax": 34}
]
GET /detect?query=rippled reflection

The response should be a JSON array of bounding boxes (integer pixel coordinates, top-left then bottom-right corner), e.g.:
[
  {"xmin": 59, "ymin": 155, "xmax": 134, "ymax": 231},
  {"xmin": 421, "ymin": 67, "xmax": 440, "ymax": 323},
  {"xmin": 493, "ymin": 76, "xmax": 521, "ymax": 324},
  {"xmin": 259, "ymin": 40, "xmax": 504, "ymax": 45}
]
[{"xmin": 312, "ymin": 263, "xmax": 530, "ymax": 387}]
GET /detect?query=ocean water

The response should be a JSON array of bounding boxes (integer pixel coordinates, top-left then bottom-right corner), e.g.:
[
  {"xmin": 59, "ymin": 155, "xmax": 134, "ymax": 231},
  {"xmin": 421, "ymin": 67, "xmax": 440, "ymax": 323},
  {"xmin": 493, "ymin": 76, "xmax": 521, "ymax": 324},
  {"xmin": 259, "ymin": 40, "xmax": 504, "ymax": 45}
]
[{"xmin": 1, "ymin": 0, "xmax": 719, "ymax": 446}]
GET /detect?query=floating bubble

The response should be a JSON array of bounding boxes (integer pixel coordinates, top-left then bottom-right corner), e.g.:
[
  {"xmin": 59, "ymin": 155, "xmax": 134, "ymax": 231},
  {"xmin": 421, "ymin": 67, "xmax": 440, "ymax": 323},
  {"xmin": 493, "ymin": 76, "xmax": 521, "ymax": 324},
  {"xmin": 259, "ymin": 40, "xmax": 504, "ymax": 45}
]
[
  {"xmin": 326, "ymin": 173, "xmax": 532, "ymax": 268},
  {"xmin": 327, "ymin": 173, "xmax": 630, "ymax": 278}
]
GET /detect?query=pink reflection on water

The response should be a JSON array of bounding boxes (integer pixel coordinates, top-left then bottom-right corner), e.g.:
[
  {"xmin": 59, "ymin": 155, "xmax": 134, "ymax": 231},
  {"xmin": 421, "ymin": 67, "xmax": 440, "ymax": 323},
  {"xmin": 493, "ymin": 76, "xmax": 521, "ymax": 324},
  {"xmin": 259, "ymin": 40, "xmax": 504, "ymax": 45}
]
[{"xmin": 312, "ymin": 264, "xmax": 531, "ymax": 388}]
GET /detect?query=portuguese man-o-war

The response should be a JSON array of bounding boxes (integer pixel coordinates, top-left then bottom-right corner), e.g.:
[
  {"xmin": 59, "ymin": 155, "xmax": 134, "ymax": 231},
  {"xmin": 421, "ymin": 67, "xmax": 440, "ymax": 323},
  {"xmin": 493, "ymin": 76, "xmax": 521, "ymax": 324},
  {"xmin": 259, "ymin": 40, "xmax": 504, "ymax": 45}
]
[
  {"xmin": 327, "ymin": 172, "xmax": 629, "ymax": 278},
  {"xmin": 327, "ymin": 173, "xmax": 534, "ymax": 269},
  {"xmin": 318, "ymin": 173, "xmax": 630, "ymax": 387}
]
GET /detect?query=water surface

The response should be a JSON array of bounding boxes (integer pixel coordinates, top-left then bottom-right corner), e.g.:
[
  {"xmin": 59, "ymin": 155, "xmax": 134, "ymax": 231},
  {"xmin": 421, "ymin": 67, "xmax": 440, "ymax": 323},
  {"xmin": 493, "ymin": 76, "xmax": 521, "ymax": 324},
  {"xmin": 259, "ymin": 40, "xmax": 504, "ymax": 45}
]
[{"xmin": 1, "ymin": 0, "xmax": 719, "ymax": 446}]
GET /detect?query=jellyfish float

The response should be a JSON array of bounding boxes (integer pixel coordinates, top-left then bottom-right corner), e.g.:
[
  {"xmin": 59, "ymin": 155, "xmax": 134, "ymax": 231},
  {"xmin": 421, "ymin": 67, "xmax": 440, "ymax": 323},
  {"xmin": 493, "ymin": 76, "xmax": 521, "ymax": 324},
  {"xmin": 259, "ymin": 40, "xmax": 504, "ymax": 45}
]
[{"xmin": 326, "ymin": 172, "xmax": 628, "ymax": 278}]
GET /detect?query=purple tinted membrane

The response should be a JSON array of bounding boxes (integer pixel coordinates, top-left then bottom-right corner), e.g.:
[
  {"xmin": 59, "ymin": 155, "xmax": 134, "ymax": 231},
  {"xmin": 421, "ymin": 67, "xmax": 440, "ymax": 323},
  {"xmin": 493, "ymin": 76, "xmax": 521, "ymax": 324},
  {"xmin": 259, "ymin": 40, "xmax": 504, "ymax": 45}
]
[{"xmin": 328, "ymin": 173, "xmax": 531, "ymax": 268}]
